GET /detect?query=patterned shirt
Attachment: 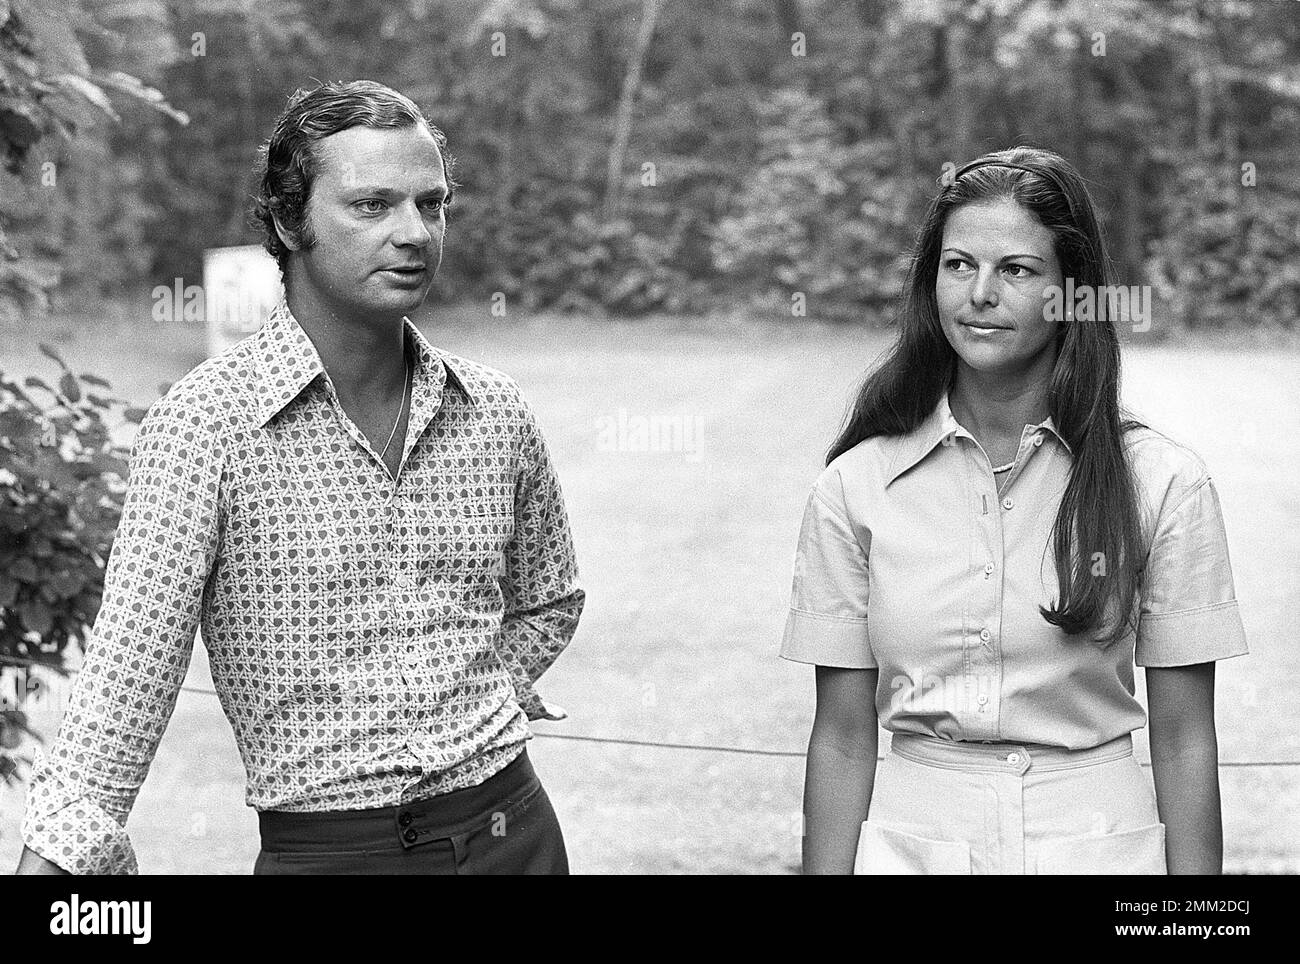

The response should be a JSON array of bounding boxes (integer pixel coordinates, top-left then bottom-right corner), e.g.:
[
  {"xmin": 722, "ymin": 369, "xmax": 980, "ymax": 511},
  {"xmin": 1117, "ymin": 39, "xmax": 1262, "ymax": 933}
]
[
  {"xmin": 781, "ymin": 389, "xmax": 1248, "ymax": 749},
  {"xmin": 22, "ymin": 302, "xmax": 584, "ymax": 874}
]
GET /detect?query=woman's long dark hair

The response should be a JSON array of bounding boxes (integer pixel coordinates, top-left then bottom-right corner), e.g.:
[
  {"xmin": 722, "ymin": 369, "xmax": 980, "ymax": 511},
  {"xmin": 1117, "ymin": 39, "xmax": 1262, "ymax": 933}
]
[{"xmin": 829, "ymin": 146, "xmax": 1147, "ymax": 645}]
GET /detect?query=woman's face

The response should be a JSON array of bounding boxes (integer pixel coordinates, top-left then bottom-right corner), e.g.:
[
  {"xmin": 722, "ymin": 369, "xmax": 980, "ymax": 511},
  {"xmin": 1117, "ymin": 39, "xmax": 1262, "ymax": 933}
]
[{"xmin": 935, "ymin": 197, "xmax": 1065, "ymax": 378}]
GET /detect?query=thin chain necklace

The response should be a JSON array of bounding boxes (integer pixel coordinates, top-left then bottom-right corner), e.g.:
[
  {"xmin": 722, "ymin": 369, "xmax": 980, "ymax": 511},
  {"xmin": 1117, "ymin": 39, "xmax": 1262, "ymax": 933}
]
[{"xmin": 378, "ymin": 349, "xmax": 410, "ymax": 460}]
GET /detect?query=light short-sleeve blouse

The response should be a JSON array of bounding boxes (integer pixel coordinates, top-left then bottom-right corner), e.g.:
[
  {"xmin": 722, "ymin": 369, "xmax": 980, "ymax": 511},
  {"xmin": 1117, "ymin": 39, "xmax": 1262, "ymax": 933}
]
[{"xmin": 780, "ymin": 390, "xmax": 1249, "ymax": 750}]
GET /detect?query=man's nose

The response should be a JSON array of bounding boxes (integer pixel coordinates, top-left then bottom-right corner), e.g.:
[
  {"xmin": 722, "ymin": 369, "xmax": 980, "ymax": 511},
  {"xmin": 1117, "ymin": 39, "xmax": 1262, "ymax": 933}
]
[
  {"xmin": 969, "ymin": 266, "xmax": 999, "ymax": 307},
  {"xmin": 392, "ymin": 201, "xmax": 433, "ymax": 248}
]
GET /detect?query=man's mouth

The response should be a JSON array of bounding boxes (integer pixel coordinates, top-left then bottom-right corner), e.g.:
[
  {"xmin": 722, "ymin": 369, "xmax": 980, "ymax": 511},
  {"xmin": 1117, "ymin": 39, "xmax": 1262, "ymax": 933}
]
[{"xmin": 377, "ymin": 265, "xmax": 428, "ymax": 284}]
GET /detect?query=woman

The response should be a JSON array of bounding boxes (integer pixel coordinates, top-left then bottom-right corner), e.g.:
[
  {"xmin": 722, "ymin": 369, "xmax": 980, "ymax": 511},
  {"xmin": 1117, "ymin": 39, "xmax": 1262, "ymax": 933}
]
[{"xmin": 782, "ymin": 146, "xmax": 1249, "ymax": 875}]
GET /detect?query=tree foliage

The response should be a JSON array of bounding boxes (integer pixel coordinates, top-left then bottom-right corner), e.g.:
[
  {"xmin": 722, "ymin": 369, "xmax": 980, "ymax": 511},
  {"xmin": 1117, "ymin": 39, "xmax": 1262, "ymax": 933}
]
[
  {"xmin": 6, "ymin": 0, "xmax": 1299, "ymax": 325},
  {"xmin": 0, "ymin": 0, "xmax": 183, "ymax": 778}
]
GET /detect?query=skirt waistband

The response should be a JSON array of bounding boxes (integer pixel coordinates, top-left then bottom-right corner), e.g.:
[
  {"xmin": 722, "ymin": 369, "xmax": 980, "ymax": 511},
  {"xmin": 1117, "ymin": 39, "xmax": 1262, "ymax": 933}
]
[
  {"xmin": 258, "ymin": 747, "xmax": 537, "ymax": 852},
  {"xmin": 887, "ymin": 732, "xmax": 1133, "ymax": 774}
]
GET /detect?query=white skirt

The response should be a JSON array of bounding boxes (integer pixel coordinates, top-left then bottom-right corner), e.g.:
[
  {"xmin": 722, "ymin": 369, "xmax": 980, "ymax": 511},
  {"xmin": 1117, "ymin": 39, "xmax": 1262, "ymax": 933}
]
[{"xmin": 856, "ymin": 732, "xmax": 1166, "ymax": 874}]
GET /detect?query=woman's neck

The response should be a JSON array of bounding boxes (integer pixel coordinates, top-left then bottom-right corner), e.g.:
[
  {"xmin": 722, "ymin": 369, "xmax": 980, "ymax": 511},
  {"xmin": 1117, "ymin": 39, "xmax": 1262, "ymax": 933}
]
[{"xmin": 948, "ymin": 370, "xmax": 1051, "ymax": 444}]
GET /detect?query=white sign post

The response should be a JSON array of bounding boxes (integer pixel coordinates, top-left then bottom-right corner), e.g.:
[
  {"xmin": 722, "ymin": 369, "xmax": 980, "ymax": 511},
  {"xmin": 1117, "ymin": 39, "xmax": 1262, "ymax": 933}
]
[{"xmin": 202, "ymin": 244, "xmax": 283, "ymax": 358}]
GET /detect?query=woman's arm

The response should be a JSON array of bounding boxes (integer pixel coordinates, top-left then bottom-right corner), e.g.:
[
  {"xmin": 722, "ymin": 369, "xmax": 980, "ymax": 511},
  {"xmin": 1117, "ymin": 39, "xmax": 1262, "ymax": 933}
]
[
  {"xmin": 802, "ymin": 665, "xmax": 879, "ymax": 875},
  {"xmin": 1146, "ymin": 662, "xmax": 1222, "ymax": 875}
]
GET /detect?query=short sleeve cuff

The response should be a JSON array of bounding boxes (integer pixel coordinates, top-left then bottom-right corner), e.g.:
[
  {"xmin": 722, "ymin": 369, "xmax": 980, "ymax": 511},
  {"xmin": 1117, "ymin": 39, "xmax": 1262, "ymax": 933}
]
[
  {"xmin": 1135, "ymin": 599, "xmax": 1249, "ymax": 667},
  {"xmin": 20, "ymin": 747, "xmax": 139, "ymax": 875},
  {"xmin": 780, "ymin": 609, "xmax": 876, "ymax": 668}
]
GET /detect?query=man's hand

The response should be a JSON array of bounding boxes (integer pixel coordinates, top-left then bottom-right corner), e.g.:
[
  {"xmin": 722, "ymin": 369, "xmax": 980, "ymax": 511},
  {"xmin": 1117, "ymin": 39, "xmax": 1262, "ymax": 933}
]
[{"xmin": 15, "ymin": 845, "xmax": 71, "ymax": 875}]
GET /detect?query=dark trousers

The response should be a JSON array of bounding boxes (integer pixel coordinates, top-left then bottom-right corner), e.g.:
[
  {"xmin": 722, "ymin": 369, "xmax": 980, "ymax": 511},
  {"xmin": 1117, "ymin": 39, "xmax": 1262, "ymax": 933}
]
[{"xmin": 253, "ymin": 749, "xmax": 568, "ymax": 875}]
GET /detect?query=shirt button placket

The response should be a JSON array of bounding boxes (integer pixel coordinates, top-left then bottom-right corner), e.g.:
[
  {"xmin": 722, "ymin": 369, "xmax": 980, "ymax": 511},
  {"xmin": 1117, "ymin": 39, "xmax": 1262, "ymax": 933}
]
[
  {"xmin": 387, "ymin": 486, "xmax": 418, "ymax": 738},
  {"xmin": 972, "ymin": 441, "xmax": 1004, "ymax": 740}
]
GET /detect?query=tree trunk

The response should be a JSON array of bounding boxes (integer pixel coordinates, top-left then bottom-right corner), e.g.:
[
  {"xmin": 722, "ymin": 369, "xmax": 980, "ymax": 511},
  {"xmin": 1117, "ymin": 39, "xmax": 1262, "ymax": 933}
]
[{"xmin": 603, "ymin": 0, "xmax": 662, "ymax": 222}]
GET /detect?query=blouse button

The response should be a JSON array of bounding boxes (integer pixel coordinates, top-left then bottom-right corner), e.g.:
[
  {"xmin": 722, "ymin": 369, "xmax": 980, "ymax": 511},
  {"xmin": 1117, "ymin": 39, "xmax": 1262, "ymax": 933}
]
[
  {"xmin": 983, "ymin": 562, "xmax": 995, "ymax": 575},
  {"xmin": 1033, "ymin": 435, "xmax": 1044, "ymax": 447},
  {"xmin": 977, "ymin": 694, "xmax": 988, "ymax": 705},
  {"xmin": 1007, "ymin": 752, "xmax": 1021, "ymax": 765},
  {"xmin": 979, "ymin": 628, "xmax": 991, "ymax": 642},
  {"xmin": 1001, "ymin": 496, "xmax": 1014, "ymax": 510}
]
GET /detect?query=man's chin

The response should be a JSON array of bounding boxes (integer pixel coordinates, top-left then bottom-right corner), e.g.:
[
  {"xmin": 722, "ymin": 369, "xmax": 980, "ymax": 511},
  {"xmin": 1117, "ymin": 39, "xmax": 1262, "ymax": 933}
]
[{"xmin": 366, "ymin": 281, "xmax": 433, "ymax": 316}]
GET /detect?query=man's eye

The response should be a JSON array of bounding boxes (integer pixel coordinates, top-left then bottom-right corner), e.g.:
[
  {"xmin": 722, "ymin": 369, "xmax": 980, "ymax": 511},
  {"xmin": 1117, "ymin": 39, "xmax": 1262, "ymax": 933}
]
[
  {"xmin": 421, "ymin": 198, "xmax": 445, "ymax": 212},
  {"xmin": 356, "ymin": 199, "xmax": 386, "ymax": 214}
]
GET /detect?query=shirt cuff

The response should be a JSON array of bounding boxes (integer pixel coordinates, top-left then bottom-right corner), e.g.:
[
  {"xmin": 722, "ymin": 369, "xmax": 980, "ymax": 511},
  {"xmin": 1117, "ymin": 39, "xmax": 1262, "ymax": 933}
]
[
  {"xmin": 514, "ymin": 680, "xmax": 568, "ymax": 722},
  {"xmin": 1135, "ymin": 599, "xmax": 1250, "ymax": 667},
  {"xmin": 20, "ymin": 746, "xmax": 139, "ymax": 875},
  {"xmin": 780, "ymin": 608, "xmax": 877, "ymax": 668}
]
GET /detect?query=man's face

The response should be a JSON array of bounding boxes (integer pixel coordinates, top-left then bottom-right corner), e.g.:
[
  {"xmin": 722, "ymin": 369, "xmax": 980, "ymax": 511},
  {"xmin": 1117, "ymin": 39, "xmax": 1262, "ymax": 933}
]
[
  {"xmin": 282, "ymin": 122, "xmax": 450, "ymax": 320},
  {"xmin": 935, "ymin": 198, "xmax": 1064, "ymax": 378}
]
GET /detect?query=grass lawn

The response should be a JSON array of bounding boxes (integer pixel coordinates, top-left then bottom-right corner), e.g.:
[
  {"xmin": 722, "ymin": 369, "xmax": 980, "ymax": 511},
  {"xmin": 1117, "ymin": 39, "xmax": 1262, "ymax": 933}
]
[{"xmin": 2, "ymin": 300, "xmax": 1296, "ymax": 873}]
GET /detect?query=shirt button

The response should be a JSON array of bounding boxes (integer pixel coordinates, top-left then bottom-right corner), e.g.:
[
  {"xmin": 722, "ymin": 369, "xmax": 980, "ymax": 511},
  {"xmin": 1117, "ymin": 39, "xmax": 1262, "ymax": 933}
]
[
  {"xmin": 979, "ymin": 628, "xmax": 991, "ymax": 642},
  {"xmin": 977, "ymin": 694, "xmax": 988, "ymax": 705},
  {"xmin": 1001, "ymin": 496, "xmax": 1014, "ymax": 510},
  {"xmin": 1033, "ymin": 435, "xmax": 1044, "ymax": 447},
  {"xmin": 403, "ymin": 828, "xmax": 418, "ymax": 844},
  {"xmin": 983, "ymin": 563, "xmax": 995, "ymax": 575},
  {"xmin": 1007, "ymin": 752, "xmax": 1021, "ymax": 765}
]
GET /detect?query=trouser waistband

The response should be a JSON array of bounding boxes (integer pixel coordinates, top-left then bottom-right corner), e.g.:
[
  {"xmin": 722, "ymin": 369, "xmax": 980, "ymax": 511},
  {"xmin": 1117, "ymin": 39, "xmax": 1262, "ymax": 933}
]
[
  {"xmin": 258, "ymin": 746, "xmax": 536, "ymax": 851},
  {"xmin": 888, "ymin": 732, "xmax": 1133, "ymax": 774}
]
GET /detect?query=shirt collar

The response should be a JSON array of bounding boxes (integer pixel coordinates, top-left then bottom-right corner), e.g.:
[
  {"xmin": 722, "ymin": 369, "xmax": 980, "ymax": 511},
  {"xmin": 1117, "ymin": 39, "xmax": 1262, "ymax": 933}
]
[
  {"xmin": 252, "ymin": 301, "xmax": 475, "ymax": 429},
  {"xmin": 884, "ymin": 389, "xmax": 1071, "ymax": 487}
]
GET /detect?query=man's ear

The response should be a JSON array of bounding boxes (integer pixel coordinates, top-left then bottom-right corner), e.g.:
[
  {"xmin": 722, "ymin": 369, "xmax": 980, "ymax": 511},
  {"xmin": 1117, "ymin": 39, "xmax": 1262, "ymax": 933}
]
[{"xmin": 271, "ymin": 211, "xmax": 303, "ymax": 253}]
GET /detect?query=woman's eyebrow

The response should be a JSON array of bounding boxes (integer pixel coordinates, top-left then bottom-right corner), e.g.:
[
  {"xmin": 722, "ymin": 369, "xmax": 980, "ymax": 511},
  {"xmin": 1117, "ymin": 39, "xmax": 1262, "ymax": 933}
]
[{"xmin": 942, "ymin": 247, "xmax": 1046, "ymax": 263}]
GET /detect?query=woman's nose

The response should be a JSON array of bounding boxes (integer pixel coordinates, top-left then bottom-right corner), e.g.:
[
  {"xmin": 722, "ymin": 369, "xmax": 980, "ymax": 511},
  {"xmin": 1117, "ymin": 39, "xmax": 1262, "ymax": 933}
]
[{"xmin": 969, "ymin": 267, "xmax": 999, "ymax": 307}]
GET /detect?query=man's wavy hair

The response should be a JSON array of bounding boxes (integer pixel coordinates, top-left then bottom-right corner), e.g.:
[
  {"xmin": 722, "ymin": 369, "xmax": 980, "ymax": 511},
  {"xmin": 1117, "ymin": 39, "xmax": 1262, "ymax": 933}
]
[{"xmin": 250, "ymin": 80, "xmax": 455, "ymax": 274}]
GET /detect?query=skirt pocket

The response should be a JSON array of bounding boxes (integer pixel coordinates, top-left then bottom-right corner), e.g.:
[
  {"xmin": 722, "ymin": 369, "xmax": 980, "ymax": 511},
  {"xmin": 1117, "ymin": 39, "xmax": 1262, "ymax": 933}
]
[
  {"xmin": 854, "ymin": 820, "xmax": 972, "ymax": 875},
  {"xmin": 1034, "ymin": 821, "xmax": 1167, "ymax": 875}
]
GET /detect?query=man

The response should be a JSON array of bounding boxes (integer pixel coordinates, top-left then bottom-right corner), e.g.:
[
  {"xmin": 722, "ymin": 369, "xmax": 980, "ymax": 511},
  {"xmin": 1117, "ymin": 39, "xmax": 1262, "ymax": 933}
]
[{"xmin": 17, "ymin": 80, "xmax": 584, "ymax": 874}]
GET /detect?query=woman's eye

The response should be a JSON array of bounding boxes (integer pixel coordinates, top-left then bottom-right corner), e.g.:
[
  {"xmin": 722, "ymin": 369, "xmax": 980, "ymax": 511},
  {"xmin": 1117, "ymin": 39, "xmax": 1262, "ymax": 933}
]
[
  {"xmin": 1003, "ymin": 264, "xmax": 1032, "ymax": 277},
  {"xmin": 944, "ymin": 258, "xmax": 969, "ymax": 271},
  {"xmin": 421, "ymin": 198, "xmax": 444, "ymax": 213}
]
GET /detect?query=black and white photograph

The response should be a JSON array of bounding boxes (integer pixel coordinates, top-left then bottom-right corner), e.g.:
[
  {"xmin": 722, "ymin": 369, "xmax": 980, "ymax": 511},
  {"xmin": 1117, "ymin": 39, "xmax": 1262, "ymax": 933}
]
[{"xmin": 0, "ymin": 0, "xmax": 1294, "ymax": 902}]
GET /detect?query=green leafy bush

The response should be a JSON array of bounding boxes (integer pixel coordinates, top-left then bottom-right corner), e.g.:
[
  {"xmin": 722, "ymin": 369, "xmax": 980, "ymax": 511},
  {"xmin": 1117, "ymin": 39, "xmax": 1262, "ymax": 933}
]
[{"xmin": 0, "ymin": 343, "xmax": 148, "ymax": 783}]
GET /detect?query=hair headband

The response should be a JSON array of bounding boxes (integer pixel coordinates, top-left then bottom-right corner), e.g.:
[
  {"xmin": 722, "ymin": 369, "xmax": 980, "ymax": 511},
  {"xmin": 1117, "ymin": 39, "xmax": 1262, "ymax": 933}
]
[{"xmin": 952, "ymin": 158, "xmax": 1076, "ymax": 215}]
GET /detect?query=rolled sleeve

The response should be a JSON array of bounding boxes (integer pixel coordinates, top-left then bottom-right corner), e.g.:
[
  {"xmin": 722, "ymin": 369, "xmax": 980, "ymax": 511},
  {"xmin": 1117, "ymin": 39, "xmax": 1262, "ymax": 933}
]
[
  {"xmin": 498, "ymin": 392, "xmax": 584, "ymax": 721},
  {"xmin": 19, "ymin": 393, "xmax": 223, "ymax": 873},
  {"xmin": 780, "ymin": 475, "xmax": 875, "ymax": 668},
  {"xmin": 1135, "ymin": 475, "xmax": 1248, "ymax": 667}
]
